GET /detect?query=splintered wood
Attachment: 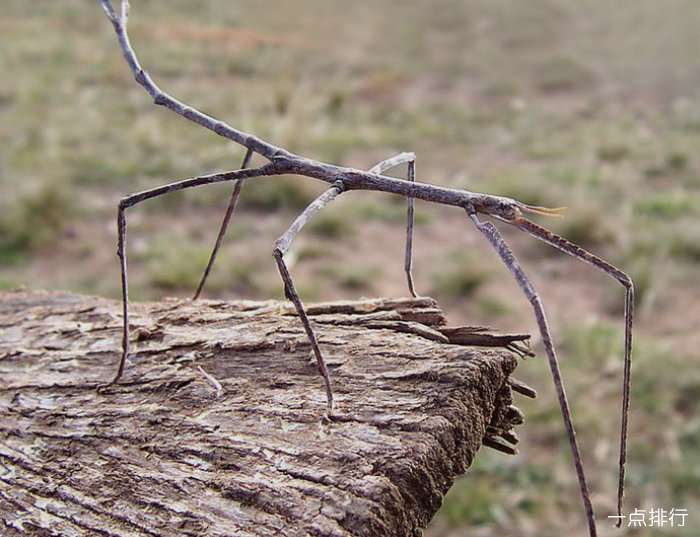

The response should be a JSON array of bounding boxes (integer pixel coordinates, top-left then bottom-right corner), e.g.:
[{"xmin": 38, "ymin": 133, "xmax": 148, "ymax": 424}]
[{"xmin": 0, "ymin": 289, "xmax": 529, "ymax": 537}]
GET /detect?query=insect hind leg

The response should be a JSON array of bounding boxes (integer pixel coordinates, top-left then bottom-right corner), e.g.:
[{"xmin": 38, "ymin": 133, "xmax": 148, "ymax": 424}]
[
  {"xmin": 193, "ymin": 147, "xmax": 254, "ymax": 300},
  {"xmin": 273, "ymin": 182, "xmax": 345, "ymax": 414}
]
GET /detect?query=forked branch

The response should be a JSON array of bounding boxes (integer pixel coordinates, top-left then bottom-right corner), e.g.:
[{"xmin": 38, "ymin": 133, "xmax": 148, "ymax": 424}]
[{"xmin": 97, "ymin": 2, "xmax": 634, "ymax": 536}]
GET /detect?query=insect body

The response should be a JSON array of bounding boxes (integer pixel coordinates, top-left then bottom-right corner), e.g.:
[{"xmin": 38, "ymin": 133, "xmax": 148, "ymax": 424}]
[{"xmin": 98, "ymin": 2, "xmax": 633, "ymax": 536}]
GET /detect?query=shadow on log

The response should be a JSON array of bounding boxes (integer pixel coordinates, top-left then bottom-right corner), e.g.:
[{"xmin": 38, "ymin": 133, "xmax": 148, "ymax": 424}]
[{"xmin": 0, "ymin": 289, "xmax": 532, "ymax": 537}]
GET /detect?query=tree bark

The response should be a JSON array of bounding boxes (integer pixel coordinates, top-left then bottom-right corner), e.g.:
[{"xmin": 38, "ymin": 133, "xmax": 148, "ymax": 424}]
[{"xmin": 0, "ymin": 289, "xmax": 528, "ymax": 537}]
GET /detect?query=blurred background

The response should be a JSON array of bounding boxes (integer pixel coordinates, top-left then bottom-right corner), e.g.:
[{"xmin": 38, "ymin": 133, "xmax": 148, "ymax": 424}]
[{"xmin": 1, "ymin": 1, "xmax": 699, "ymax": 535}]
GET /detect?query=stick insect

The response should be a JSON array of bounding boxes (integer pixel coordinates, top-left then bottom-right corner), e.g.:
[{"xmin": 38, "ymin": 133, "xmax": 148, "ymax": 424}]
[{"xmin": 97, "ymin": 2, "xmax": 634, "ymax": 536}]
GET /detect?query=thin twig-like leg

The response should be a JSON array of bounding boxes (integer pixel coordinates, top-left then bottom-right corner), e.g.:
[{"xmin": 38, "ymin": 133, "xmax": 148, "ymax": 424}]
[
  {"xmin": 404, "ymin": 159, "xmax": 417, "ymax": 297},
  {"xmin": 367, "ymin": 152, "xmax": 415, "ymax": 176},
  {"xmin": 466, "ymin": 207, "xmax": 597, "ymax": 537},
  {"xmin": 512, "ymin": 217, "xmax": 634, "ymax": 523},
  {"xmin": 106, "ymin": 164, "xmax": 277, "ymax": 386},
  {"xmin": 193, "ymin": 148, "xmax": 254, "ymax": 299},
  {"xmin": 368, "ymin": 152, "xmax": 418, "ymax": 297},
  {"xmin": 273, "ymin": 182, "xmax": 345, "ymax": 413}
]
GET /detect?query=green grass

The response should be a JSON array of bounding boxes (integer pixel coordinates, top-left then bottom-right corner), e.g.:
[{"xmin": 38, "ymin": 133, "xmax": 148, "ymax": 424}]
[
  {"xmin": 317, "ymin": 263, "xmax": 382, "ymax": 293},
  {"xmin": 430, "ymin": 251, "xmax": 492, "ymax": 299},
  {"xmin": 307, "ymin": 211, "xmax": 355, "ymax": 239},
  {"xmin": 433, "ymin": 325, "xmax": 700, "ymax": 537},
  {"xmin": 0, "ymin": 179, "xmax": 74, "ymax": 263},
  {"xmin": 140, "ymin": 236, "xmax": 261, "ymax": 295},
  {"xmin": 238, "ymin": 176, "xmax": 323, "ymax": 212},
  {"xmin": 633, "ymin": 192, "xmax": 697, "ymax": 219}
]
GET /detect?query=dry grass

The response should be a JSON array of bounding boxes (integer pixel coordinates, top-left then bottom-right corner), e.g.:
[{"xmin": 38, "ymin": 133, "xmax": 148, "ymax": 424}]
[{"xmin": 2, "ymin": 0, "xmax": 700, "ymax": 535}]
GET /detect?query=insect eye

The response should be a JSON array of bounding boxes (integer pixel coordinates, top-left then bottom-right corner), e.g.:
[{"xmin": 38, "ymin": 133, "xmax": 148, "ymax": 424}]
[{"xmin": 496, "ymin": 201, "xmax": 519, "ymax": 220}]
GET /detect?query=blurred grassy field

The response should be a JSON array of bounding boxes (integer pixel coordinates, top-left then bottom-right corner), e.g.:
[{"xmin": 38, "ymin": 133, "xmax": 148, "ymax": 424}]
[{"xmin": 2, "ymin": 1, "xmax": 700, "ymax": 535}]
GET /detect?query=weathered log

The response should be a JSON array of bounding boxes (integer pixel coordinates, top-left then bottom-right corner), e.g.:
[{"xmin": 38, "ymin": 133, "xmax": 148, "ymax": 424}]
[{"xmin": 0, "ymin": 289, "xmax": 528, "ymax": 537}]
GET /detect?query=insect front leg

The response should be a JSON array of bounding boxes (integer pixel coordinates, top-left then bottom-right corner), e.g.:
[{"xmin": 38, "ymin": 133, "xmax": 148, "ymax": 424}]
[
  {"xmin": 466, "ymin": 207, "xmax": 598, "ymax": 537},
  {"xmin": 512, "ymin": 216, "xmax": 634, "ymax": 523},
  {"xmin": 273, "ymin": 182, "xmax": 345, "ymax": 414}
]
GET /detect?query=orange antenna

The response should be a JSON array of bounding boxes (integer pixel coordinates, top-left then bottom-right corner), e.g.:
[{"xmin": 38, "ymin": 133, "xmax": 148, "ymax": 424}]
[{"xmin": 522, "ymin": 204, "xmax": 568, "ymax": 218}]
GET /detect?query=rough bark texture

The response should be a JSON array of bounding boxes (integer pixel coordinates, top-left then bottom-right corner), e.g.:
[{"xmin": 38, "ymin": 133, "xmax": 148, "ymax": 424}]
[{"xmin": 0, "ymin": 289, "xmax": 526, "ymax": 537}]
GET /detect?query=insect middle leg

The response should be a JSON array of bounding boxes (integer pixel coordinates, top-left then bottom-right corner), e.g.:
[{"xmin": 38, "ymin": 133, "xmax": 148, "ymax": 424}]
[
  {"xmin": 195, "ymin": 151, "xmax": 419, "ymax": 301},
  {"xmin": 368, "ymin": 152, "xmax": 419, "ymax": 297},
  {"xmin": 273, "ymin": 181, "xmax": 345, "ymax": 414}
]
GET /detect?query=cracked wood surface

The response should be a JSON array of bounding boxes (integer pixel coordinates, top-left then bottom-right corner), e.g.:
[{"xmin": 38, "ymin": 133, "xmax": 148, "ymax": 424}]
[{"xmin": 0, "ymin": 289, "xmax": 526, "ymax": 537}]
